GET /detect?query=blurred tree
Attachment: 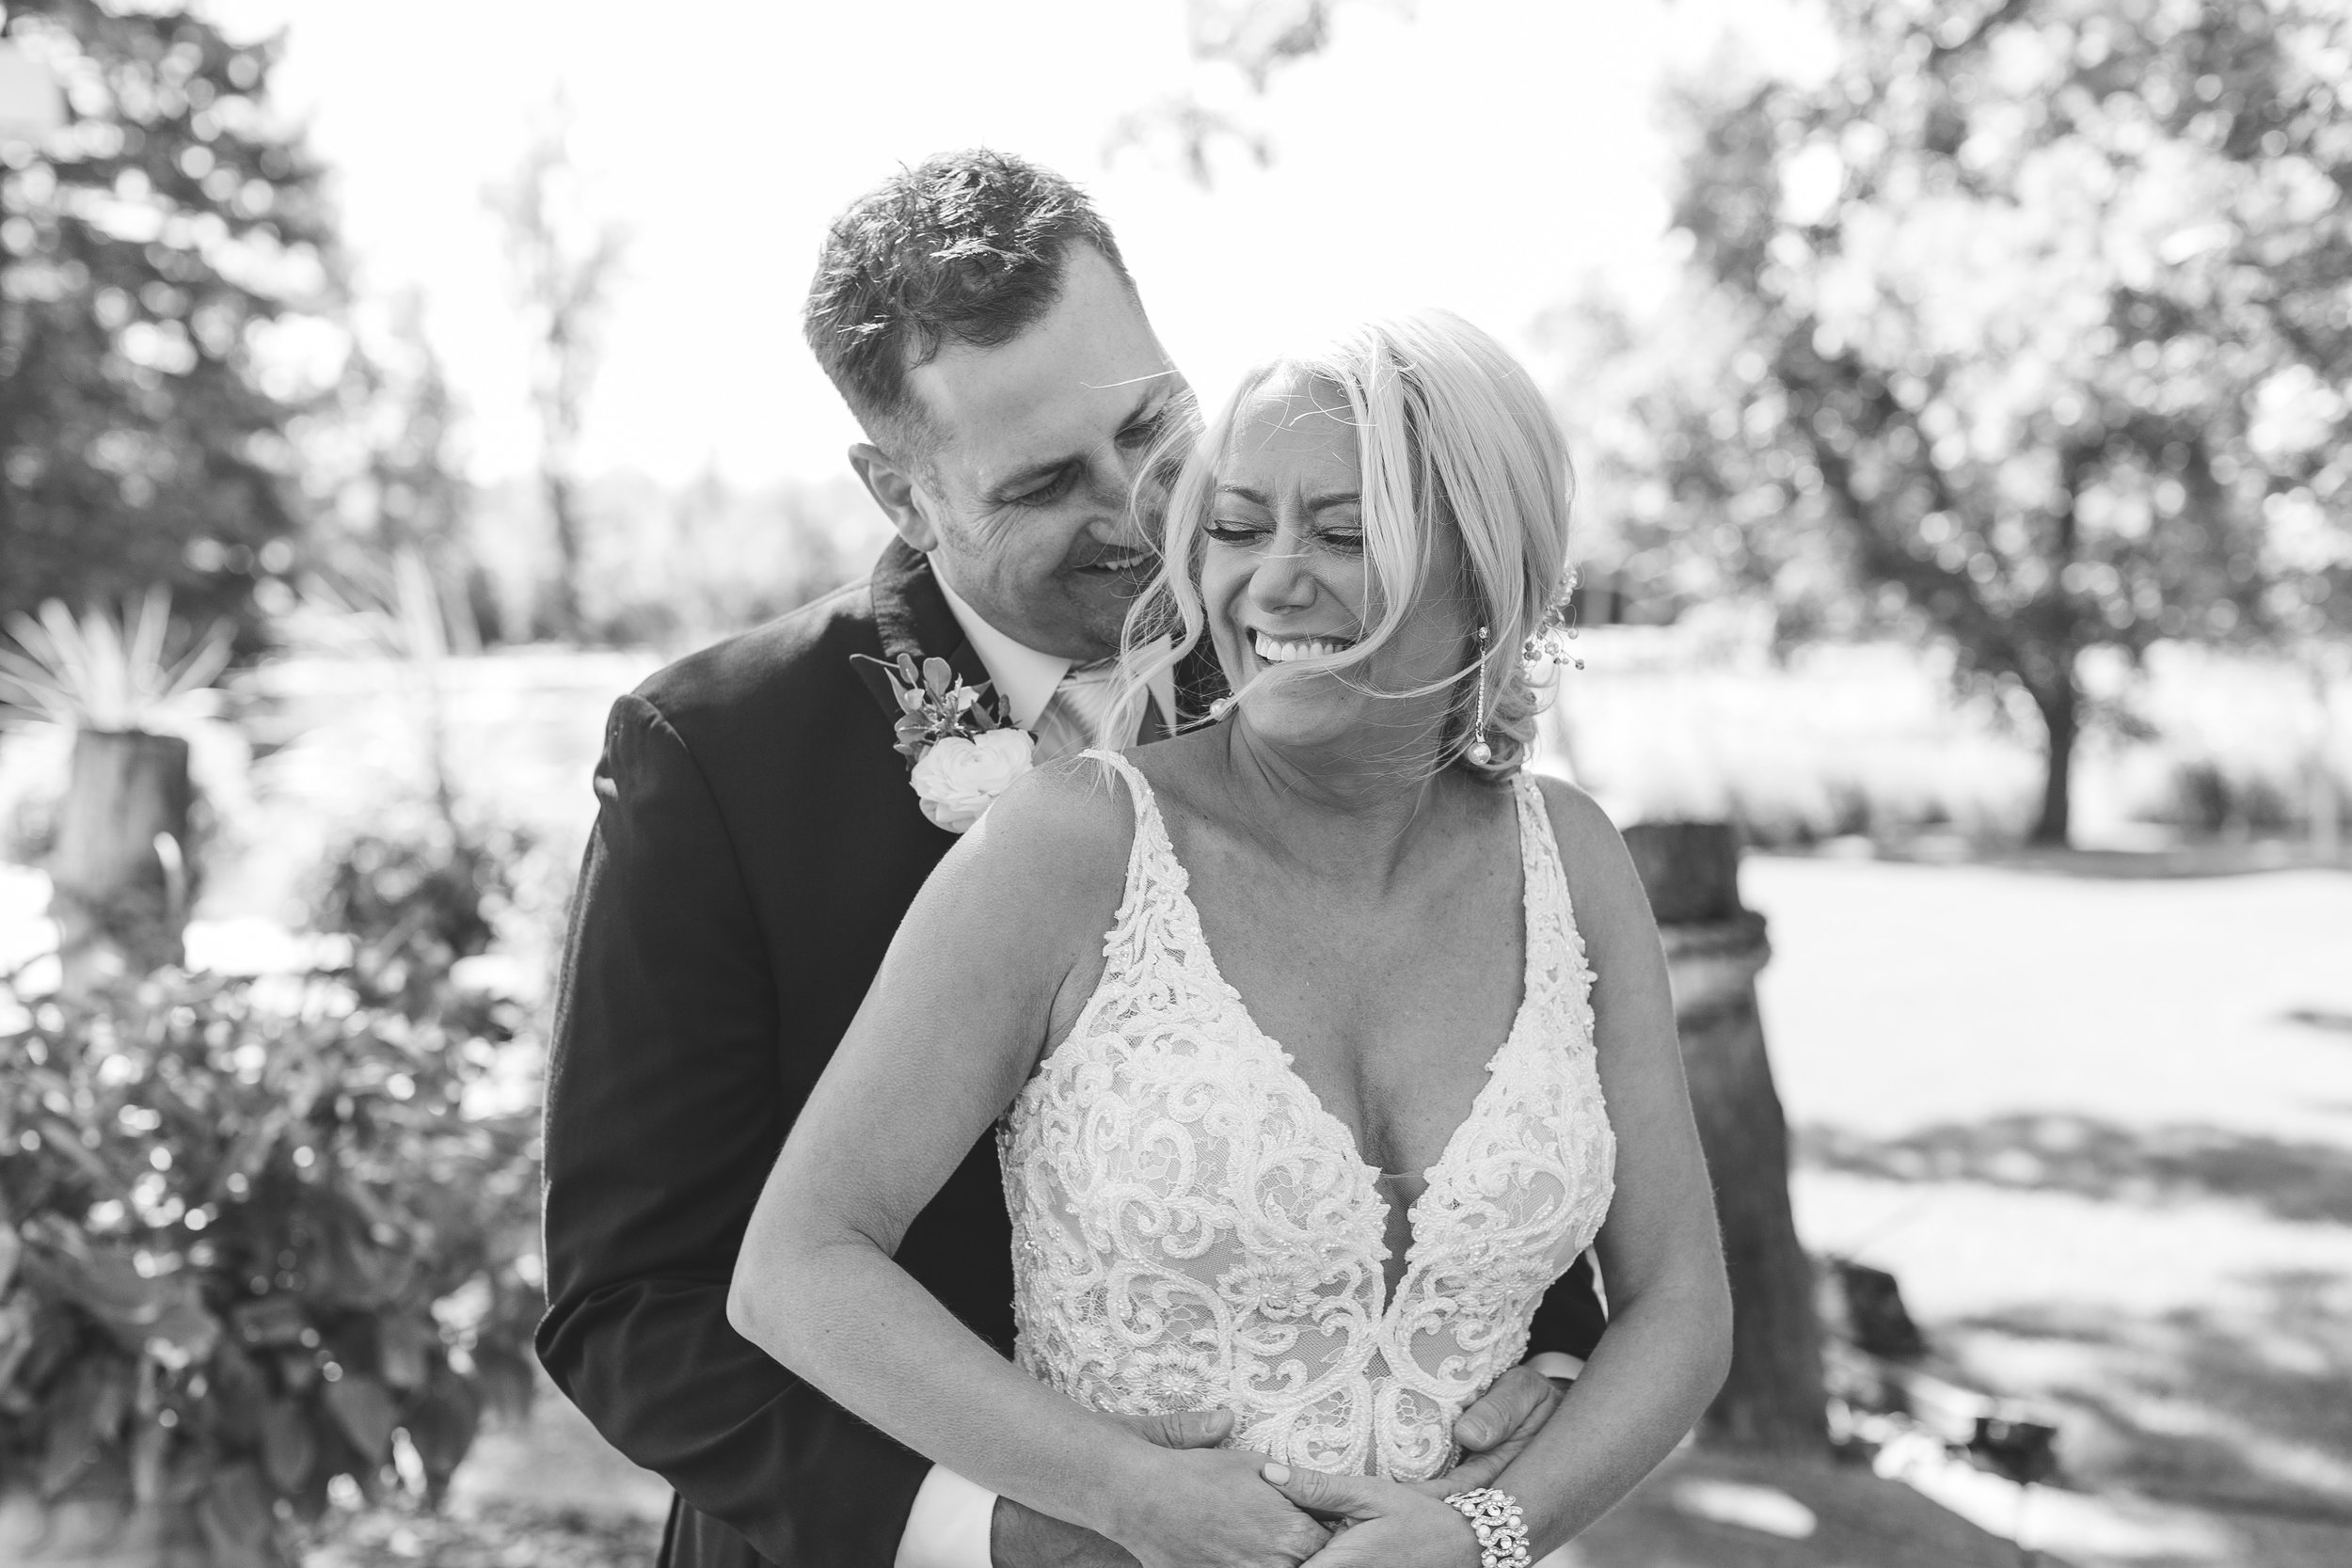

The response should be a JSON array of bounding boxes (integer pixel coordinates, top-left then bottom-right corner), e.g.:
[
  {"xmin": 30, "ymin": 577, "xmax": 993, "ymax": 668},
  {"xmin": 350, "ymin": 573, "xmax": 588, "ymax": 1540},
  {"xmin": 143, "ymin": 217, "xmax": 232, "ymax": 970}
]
[
  {"xmin": 299, "ymin": 289, "xmax": 484, "ymax": 648},
  {"xmin": 486, "ymin": 103, "xmax": 626, "ymax": 642},
  {"xmin": 1645, "ymin": 0, "xmax": 2352, "ymax": 845},
  {"xmin": 0, "ymin": 0, "xmax": 338, "ymax": 641},
  {"xmin": 1108, "ymin": 0, "xmax": 1348, "ymax": 182}
]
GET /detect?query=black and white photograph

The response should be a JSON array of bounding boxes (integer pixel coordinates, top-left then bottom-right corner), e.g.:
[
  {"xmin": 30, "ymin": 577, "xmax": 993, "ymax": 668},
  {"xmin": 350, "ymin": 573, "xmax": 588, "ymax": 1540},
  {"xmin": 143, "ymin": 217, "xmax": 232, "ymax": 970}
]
[{"xmin": 1, "ymin": 2, "xmax": 2348, "ymax": 1565}]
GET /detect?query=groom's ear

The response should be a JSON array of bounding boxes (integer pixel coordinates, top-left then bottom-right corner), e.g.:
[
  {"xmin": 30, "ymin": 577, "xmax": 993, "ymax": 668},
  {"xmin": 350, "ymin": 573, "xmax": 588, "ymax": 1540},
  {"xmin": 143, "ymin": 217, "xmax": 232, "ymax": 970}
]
[{"xmin": 850, "ymin": 443, "xmax": 941, "ymax": 554}]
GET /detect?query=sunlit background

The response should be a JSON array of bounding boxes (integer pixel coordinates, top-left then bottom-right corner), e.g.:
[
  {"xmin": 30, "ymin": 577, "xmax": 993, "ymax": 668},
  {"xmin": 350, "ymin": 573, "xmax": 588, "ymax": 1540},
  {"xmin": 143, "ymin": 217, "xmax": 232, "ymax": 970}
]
[{"xmin": 1, "ymin": 1, "xmax": 2349, "ymax": 1565}]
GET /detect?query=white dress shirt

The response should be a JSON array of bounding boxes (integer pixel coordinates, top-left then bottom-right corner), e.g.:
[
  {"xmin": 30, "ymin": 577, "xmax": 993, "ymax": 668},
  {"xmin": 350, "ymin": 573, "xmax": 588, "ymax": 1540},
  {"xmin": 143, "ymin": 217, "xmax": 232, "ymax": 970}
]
[
  {"xmin": 933, "ymin": 572, "xmax": 1177, "ymax": 738},
  {"xmin": 895, "ymin": 573, "xmax": 1170, "ymax": 1568}
]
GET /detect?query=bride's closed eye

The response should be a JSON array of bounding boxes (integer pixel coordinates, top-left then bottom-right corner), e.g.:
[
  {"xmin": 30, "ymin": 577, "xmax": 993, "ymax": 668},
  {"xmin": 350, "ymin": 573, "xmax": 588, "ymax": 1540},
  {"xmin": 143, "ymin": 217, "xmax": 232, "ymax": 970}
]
[
  {"xmin": 1205, "ymin": 516, "xmax": 1270, "ymax": 545},
  {"xmin": 1204, "ymin": 519, "xmax": 1364, "ymax": 554}
]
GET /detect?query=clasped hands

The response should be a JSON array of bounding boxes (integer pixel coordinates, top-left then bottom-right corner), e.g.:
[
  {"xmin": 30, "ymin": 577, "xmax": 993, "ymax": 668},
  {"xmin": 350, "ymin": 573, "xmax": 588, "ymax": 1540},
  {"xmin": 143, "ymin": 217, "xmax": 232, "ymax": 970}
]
[{"xmin": 991, "ymin": 1364, "xmax": 1561, "ymax": 1568}]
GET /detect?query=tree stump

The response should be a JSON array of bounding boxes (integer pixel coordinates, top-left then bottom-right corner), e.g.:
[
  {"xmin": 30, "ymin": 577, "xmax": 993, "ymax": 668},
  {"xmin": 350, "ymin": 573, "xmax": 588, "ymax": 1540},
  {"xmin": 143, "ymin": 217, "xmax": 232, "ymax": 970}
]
[
  {"xmin": 1622, "ymin": 821, "xmax": 1827, "ymax": 1457},
  {"xmin": 48, "ymin": 730, "xmax": 194, "ymax": 992}
]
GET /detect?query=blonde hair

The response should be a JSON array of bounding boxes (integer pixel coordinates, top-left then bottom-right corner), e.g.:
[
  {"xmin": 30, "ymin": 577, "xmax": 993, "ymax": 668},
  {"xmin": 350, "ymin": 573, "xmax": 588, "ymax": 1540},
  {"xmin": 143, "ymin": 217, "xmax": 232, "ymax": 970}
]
[{"xmin": 1122, "ymin": 309, "xmax": 1576, "ymax": 779}]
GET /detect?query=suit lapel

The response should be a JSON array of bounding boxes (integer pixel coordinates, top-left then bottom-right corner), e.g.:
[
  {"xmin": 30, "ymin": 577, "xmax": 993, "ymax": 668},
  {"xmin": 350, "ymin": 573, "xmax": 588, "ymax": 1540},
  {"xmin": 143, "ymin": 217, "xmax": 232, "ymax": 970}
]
[{"xmin": 857, "ymin": 538, "xmax": 993, "ymax": 729}]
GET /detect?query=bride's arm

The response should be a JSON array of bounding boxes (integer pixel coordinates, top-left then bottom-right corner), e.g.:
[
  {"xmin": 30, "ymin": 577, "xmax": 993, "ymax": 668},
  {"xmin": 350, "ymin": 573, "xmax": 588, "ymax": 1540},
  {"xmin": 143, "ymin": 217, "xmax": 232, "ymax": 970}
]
[
  {"xmin": 725, "ymin": 762, "xmax": 1326, "ymax": 1568},
  {"xmin": 1486, "ymin": 780, "xmax": 1735, "ymax": 1546},
  {"xmin": 1269, "ymin": 780, "xmax": 1733, "ymax": 1567}
]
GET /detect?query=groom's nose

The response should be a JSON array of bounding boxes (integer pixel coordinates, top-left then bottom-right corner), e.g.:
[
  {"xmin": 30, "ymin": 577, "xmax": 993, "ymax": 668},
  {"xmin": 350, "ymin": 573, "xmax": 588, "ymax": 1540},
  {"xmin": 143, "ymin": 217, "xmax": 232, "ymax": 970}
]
[{"xmin": 1081, "ymin": 465, "xmax": 1152, "ymax": 549}]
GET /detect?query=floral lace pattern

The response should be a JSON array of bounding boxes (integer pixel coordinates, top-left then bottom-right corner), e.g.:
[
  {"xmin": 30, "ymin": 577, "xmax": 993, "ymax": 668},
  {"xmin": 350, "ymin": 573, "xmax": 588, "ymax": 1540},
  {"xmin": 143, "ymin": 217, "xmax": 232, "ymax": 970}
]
[{"xmin": 999, "ymin": 752, "xmax": 1616, "ymax": 1481}]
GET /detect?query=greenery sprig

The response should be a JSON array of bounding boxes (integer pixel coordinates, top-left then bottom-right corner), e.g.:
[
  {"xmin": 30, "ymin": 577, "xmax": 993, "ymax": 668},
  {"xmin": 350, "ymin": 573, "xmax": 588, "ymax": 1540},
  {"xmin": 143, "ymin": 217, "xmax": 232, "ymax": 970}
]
[{"xmin": 854, "ymin": 652, "xmax": 1017, "ymax": 766}]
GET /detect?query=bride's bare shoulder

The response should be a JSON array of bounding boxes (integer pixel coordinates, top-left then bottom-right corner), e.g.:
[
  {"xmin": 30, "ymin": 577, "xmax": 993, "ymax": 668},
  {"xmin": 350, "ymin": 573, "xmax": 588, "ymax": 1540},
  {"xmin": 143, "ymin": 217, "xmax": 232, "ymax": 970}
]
[
  {"xmin": 1526, "ymin": 773, "xmax": 1654, "ymax": 935},
  {"xmin": 950, "ymin": 752, "xmax": 1139, "ymax": 892}
]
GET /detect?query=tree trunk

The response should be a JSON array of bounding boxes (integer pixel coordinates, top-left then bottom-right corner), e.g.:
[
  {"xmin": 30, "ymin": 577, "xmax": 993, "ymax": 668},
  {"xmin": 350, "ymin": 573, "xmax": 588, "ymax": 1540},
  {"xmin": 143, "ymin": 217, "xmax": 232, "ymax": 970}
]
[
  {"xmin": 541, "ymin": 467, "xmax": 583, "ymax": 640},
  {"xmin": 48, "ymin": 730, "xmax": 193, "ymax": 994},
  {"xmin": 1623, "ymin": 822, "xmax": 1828, "ymax": 1458},
  {"xmin": 2310, "ymin": 656, "xmax": 2342, "ymax": 863},
  {"xmin": 2026, "ymin": 670, "xmax": 2078, "ymax": 847}
]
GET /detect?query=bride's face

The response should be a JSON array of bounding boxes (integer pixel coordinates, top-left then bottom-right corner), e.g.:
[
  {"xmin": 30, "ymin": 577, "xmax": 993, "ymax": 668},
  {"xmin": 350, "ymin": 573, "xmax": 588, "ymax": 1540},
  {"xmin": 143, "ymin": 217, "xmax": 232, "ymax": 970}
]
[{"xmin": 1202, "ymin": 372, "xmax": 1472, "ymax": 754}]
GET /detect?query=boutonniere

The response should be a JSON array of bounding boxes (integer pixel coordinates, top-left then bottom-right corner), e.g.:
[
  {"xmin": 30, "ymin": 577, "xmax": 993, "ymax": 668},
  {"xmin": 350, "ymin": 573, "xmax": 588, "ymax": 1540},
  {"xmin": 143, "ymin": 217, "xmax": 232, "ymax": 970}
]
[{"xmin": 854, "ymin": 652, "xmax": 1036, "ymax": 833}]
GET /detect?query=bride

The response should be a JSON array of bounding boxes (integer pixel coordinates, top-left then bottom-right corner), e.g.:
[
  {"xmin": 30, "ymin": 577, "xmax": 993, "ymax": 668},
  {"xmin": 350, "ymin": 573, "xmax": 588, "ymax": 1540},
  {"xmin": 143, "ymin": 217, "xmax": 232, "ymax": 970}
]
[{"xmin": 728, "ymin": 310, "xmax": 1730, "ymax": 1567}]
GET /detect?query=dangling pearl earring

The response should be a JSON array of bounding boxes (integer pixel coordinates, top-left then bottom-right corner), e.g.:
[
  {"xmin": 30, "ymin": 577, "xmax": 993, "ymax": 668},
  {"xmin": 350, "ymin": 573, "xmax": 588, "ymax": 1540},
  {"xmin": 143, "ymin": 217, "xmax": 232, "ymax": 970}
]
[
  {"xmin": 1209, "ymin": 695, "xmax": 1235, "ymax": 721},
  {"xmin": 1466, "ymin": 626, "xmax": 1494, "ymax": 768}
]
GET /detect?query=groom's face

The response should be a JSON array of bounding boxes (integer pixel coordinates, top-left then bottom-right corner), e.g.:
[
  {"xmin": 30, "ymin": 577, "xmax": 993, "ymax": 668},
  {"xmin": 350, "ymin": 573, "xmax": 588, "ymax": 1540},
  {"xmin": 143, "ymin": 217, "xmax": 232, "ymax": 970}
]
[{"xmin": 872, "ymin": 246, "xmax": 1190, "ymax": 661}]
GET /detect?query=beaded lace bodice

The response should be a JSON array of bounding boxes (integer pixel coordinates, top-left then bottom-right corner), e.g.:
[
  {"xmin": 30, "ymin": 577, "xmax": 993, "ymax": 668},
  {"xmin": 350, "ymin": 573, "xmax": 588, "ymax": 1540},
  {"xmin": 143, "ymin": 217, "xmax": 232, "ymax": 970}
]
[{"xmin": 999, "ymin": 752, "xmax": 1616, "ymax": 1481}]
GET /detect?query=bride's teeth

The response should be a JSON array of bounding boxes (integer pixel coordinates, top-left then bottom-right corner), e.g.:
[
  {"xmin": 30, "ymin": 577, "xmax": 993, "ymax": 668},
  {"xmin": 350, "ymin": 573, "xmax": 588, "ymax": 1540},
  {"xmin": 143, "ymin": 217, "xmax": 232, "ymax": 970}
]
[{"xmin": 1252, "ymin": 632, "xmax": 1350, "ymax": 662}]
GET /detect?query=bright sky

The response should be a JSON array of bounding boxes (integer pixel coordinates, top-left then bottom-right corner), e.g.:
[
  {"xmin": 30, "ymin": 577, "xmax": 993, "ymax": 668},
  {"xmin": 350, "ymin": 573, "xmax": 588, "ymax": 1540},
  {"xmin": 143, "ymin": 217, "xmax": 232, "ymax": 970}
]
[{"xmin": 205, "ymin": 0, "xmax": 1812, "ymax": 489}]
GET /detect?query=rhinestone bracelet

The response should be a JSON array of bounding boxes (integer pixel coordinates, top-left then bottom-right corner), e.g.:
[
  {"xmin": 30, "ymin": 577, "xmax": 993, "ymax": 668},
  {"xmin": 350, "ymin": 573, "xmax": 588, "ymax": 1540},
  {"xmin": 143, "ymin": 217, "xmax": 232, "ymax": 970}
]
[{"xmin": 1442, "ymin": 1486, "xmax": 1532, "ymax": 1568}]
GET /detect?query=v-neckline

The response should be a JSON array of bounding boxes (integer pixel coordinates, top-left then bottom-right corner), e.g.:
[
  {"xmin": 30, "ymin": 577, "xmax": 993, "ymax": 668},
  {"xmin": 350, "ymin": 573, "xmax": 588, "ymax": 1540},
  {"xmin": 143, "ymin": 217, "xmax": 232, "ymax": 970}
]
[{"xmin": 1123, "ymin": 766, "xmax": 1544, "ymax": 1309}]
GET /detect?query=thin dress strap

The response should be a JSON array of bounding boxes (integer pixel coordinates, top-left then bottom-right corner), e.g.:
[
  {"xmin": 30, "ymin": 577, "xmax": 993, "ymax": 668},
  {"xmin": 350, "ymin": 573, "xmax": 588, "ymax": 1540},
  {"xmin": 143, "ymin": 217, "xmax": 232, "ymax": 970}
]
[
  {"xmin": 1077, "ymin": 747, "xmax": 1178, "ymax": 919},
  {"xmin": 1509, "ymin": 771, "xmax": 1595, "ymax": 1022}
]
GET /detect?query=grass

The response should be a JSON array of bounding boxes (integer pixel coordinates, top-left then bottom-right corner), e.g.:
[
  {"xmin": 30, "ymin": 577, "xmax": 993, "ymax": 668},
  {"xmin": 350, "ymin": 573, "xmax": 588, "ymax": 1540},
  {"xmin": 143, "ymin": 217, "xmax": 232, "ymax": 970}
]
[{"xmin": 1747, "ymin": 850, "xmax": 2352, "ymax": 1565}]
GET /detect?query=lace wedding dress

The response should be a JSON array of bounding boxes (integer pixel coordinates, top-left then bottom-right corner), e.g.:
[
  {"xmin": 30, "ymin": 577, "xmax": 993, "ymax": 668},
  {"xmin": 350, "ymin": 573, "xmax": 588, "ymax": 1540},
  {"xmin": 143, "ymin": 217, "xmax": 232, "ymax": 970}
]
[{"xmin": 999, "ymin": 752, "xmax": 1617, "ymax": 1481}]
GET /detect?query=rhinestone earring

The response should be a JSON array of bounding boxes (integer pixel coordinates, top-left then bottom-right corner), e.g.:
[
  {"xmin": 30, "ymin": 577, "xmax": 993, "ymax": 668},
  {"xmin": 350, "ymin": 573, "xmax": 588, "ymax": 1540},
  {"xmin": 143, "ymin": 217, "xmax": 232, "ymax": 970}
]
[{"xmin": 1466, "ymin": 626, "xmax": 1494, "ymax": 768}]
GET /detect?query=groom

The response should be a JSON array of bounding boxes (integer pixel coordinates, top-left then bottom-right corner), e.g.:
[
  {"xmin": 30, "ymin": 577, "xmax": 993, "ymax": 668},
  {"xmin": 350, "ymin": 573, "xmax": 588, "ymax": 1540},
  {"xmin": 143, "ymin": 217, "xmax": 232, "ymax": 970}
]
[{"xmin": 537, "ymin": 150, "xmax": 1606, "ymax": 1568}]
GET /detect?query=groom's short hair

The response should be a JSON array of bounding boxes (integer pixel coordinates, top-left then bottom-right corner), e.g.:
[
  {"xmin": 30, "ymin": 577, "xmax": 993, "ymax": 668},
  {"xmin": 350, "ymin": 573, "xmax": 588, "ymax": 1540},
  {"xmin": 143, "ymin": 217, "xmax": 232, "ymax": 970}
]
[{"xmin": 805, "ymin": 150, "xmax": 1133, "ymax": 456}]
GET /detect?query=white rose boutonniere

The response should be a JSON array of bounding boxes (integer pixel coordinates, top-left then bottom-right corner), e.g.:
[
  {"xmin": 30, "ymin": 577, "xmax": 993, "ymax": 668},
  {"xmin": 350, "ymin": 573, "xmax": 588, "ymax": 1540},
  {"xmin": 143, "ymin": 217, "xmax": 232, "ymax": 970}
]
[
  {"xmin": 911, "ymin": 728, "xmax": 1036, "ymax": 832},
  {"xmin": 855, "ymin": 652, "xmax": 1035, "ymax": 833}
]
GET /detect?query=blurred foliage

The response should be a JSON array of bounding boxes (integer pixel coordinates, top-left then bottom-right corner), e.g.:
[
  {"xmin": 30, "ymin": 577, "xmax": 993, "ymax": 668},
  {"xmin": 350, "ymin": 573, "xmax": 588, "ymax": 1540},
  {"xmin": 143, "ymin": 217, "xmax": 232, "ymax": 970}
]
[
  {"xmin": 485, "ymin": 100, "xmax": 628, "ymax": 643},
  {"xmin": 452, "ymin": 469, "xmax": 877, "ymax": 650},
  {"xmin": 574, "ymin": 469, "xmax": 870, "ymax": 647},
  {"xmin": 0, "ymin": 970, "xmax": 538, "ymax": 1554},
  {"xmin": 294, "ymin": 1497, "xmax": 658, "ymax": 1568},
  {"xmin": 0, "ymin": 811, "xmax": 541, "ymax": 1553},
  {"xmin": 1590, "ymin": 0, "xmax": 2352, "ymax": 843},
  {"xmin": 0, "ymin": 0, "xmax": 341, "ymax": 642},
  {"xmin": 318, "ymin": 822, "xmax": 533, "ymax": 1021},
  {"xmin": 293, "ymin": 293, "xmax": 484, "ymax": 653}
]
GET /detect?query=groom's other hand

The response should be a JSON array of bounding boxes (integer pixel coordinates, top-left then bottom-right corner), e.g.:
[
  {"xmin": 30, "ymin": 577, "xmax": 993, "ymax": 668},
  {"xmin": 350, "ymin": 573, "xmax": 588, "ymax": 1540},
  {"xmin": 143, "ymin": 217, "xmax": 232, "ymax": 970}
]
[
  {"xmin": 1418, "ymin": 1361, "xmax": 1567, "ymax": 1497},
  {"xmin": 990, "ymin": 1408, "xmax": 1235, "ymax": 1568}
]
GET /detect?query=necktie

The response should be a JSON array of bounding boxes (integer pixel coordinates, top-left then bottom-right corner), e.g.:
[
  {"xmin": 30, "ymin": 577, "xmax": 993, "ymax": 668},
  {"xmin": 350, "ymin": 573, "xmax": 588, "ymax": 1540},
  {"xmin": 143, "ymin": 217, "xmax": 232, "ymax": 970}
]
[{"xmin": 1033, "ymin": 659, "xmax": 1152, "ymax": 763}]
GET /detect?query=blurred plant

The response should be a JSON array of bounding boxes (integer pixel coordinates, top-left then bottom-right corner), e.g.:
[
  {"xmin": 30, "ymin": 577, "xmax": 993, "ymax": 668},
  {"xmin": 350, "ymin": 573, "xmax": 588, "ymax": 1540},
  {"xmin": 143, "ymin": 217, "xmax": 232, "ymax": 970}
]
[
  {"xmin": 485, "ymin": 97, "xmax": 628, "ymax": 642},
  {"xmin": 316, "ymin": 820, "xmax": 536, "ymax": 1022},
  {"xmin": 276, "ymin": 548, "xmax": 476, "ymax": 841},
  {"xmin": 0, "ymin": 958, "xmax": 540, "ymax": 1562},
  {"xmin": 1618, "ymin": 0, "xmax": 2352, "ymax": 845},
  {"xmin": 0, "ymin": 591, "xmax": 230, "ymax": 734},
  {"xmin": 0, "ymin": 0, "xmax": 343, "ymax": 641}
]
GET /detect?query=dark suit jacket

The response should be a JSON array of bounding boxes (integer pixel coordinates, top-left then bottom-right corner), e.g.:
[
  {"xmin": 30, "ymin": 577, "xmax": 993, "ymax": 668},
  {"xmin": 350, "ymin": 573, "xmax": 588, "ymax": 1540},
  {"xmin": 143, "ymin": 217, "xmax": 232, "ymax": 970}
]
[{"xmin": 536, "ymin": 540, "xmax": 1606, "ymax": 1568}]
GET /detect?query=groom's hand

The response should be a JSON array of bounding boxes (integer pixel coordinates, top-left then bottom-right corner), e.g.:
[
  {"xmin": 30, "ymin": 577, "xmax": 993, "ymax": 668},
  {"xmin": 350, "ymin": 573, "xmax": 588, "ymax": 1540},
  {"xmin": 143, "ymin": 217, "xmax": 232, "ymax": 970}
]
[
  {"xmin": 989, "ymin": 1408, "xmax": 1236, "ymax": 1568},
  {"xmin": 1407, "ymin": 1362, "xmax": 1565, "ymax": 1499}
]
